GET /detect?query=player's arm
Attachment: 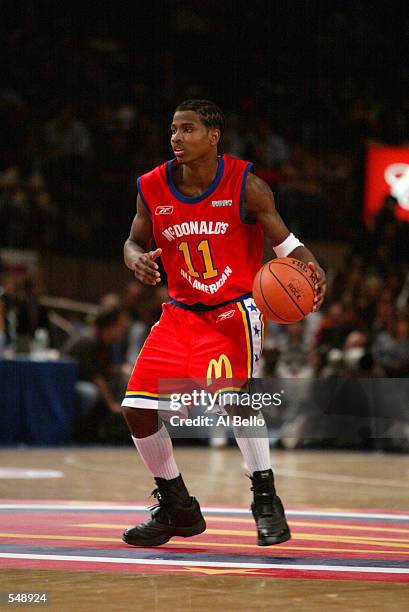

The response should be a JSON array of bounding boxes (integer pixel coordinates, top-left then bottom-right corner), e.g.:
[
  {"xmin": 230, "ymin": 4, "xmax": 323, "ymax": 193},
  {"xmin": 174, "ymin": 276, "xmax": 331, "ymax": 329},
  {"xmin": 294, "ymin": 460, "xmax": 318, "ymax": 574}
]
[
  {"xmin": 244, "ymin": 173, "xmax": 327, "ymax": 310},
  {"xmin": 124, "ymin": 195, "xmax": 162, "ymax": 286}
]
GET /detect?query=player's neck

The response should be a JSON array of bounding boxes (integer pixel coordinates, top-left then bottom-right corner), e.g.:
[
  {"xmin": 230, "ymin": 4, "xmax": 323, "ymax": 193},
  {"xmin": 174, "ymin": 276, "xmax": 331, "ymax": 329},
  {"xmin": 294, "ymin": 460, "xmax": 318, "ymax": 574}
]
[{"xmin": 179, "ymin": 153, "xmax": 219, "ymax": 192}]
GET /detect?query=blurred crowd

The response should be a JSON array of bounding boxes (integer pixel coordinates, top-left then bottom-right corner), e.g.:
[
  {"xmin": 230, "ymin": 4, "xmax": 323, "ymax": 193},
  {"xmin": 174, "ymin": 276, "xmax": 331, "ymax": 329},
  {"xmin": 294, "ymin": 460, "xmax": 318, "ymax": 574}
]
[
  {"xmin": 264, "ymin": 258, "xmax": 409, "ymax": 380},
  {"xmin": 1, "ymin": 2, "xmax": 408, "ymax": 445},
  {"xmin": 1, "ymin": 243, "xmax": 408, "ymax": 444},
  {"xmin": 0, "ymin": 275, "xmax": 167, "ymax": 442},
  {"xmin": 1, "ymin": 2, "xmax": 409, "ymax": 255}
]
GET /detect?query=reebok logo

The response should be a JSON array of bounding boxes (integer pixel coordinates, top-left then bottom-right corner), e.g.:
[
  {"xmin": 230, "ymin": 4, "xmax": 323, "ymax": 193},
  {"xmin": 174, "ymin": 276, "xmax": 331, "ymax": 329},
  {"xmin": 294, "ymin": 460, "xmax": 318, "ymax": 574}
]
[
  {"xmin": 212, "ymin": 199, "xmax": 233, "ymax": 207},
  {"xmin": 216, "ymin": 309, "xmax": 235, "ymax": 322},
  {"xmin": 155, "ymin": 205, "xmax": 174, "ymax": 215}
]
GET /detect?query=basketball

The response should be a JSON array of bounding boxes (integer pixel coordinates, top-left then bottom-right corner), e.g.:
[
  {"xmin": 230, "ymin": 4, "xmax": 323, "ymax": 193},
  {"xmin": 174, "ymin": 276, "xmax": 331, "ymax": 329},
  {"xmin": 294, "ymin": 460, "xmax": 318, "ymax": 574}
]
[{"xmin": 252, "ymin": 257, "xmax": 316, "ymax": 323}]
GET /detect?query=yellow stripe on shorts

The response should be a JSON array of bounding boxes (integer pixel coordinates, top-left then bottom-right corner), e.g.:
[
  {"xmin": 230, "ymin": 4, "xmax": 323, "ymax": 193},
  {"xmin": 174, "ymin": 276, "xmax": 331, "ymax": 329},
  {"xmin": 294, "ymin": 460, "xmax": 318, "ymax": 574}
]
[
  {"xmin": 237, "ymin": 302, "xmax": 252, "ymax": 379},
  {"xmin": 125, "ymin": 391, "xmax": 172, "ymax": 398}
]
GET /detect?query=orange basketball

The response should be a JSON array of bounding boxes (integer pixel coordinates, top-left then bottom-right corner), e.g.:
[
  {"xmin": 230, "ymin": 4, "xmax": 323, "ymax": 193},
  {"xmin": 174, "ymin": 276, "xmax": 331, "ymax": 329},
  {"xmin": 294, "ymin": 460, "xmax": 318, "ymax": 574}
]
[{"xmin": 252, "ymin": 257, "xmax": 316, "ymax": 323}]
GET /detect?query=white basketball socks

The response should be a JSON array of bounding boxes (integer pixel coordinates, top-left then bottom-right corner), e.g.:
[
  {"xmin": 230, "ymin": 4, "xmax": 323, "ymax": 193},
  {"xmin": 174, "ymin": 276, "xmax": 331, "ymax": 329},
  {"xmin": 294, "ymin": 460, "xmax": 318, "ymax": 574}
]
[
  {"xmin": 132, "ymin": 425, "xmax": 180, "ymax": 480},
  {"xmin": 132, "ymin": 420, "xmax": 271, "ymax": 479},
  {"xmin": 233, "ymin": 419, "xmax": 272, "ymax": 474}
]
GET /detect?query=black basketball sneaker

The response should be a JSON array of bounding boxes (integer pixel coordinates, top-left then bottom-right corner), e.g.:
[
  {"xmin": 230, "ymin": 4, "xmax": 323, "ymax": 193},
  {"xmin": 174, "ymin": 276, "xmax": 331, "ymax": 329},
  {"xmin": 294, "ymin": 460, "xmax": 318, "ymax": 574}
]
[
  {"xmin": 250, "ymin": 469, "xmax": 291, "ymax": 546},
  {"xmin": 122, "ymin": 474, "xmax": 206, "ymax": 547}
]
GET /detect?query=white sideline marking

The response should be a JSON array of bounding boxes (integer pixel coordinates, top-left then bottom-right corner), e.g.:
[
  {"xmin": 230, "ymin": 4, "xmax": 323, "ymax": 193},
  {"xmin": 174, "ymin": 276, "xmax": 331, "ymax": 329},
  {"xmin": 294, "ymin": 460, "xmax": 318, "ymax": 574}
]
[
  {"xmin": 0, "ymin": 503, "xmax": 408, "ymax": 521},
  {"xmin": 0, "ymin": 553, "xmax": 408, "ymax": 574},
  {"xmin": 0, "ymin": 469, "xmax": 63, "ymax": 479}
]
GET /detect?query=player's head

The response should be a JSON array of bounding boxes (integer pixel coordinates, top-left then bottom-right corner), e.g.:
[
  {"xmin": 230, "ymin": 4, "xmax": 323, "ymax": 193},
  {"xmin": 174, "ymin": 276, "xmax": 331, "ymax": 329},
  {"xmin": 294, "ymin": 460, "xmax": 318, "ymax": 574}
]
[
  {"xmin": 171, "ymin": 99, "xmax": 224, "ymax": 163},
  {"xmin": 95, "ymin": 306, "xmax": 129, "ymax": 342}
]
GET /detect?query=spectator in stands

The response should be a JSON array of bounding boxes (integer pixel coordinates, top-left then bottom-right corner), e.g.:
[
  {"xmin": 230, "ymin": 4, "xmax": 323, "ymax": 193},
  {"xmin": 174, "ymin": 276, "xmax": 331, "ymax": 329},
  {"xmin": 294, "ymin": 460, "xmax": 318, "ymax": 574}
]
[
  {"xmin": 0, "ymin": 299, "xmax": 6, "ymax": 355},
  {"xmin": 15, "ymin": 277, "xmax": 49, "ymax": 353},
  {"xmin": 0, "ymin": 275, "xmax": 18, "ymax": 351},
  {"xmin": 369, "ymin": 196, "xmax": 404, "ymax": 267},
  {"xmin": 0, "ymin": 167, "xmax": 31, "ymax": 248},
  {"xmin": 63, "ymin": 306, "xmax": 130, "ymax": 443},
  {"xmin": 44, "ymin": 103, "xmax": 93, "ymax": 161},
  {"xmin": 251, "ymin": 118, "xmax": 289, "ymax": 169},
  {"xmin": 273, "ymin": 321, "xmax": 314, "ymax": 379},
  {"xmin": 372, "ymin": 314, "xmax": 409, "ymax": 377},
  {"xmin": 120, "ymin": 282, "xmax": 148, "ymax": 365},
  {"xmin": 315, "ymin": 302, "xmax": 354, "ymax": 352}
]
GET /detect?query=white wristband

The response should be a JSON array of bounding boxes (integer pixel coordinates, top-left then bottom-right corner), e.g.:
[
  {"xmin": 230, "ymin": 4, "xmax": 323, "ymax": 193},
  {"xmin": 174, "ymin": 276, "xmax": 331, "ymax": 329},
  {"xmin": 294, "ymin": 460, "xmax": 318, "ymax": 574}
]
[{"xmin": 273, "ymin": 233, "xmax": 304, "ymax": 258}]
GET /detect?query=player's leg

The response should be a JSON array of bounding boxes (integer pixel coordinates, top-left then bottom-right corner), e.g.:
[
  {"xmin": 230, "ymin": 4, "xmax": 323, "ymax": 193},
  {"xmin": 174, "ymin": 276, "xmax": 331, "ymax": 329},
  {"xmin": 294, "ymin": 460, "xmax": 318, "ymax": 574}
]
[
  {"xmin": 233, "ymin": 297, "xmax": 290, "ymax": 544},
  {"xmin": 191, "ymin": 295, "xmax": 290, "ymax": 545},
  {"xmin": 122, "ymin": 406, "xmax": 180, "ymax": 479},
  {"xmin": 227, "ymin": 401, "xmax": 290, "ymax": 545},
  {"xmin": 189, "ymin": 296, "xmax": 270, "ymax": 476},
  {"xmin": 121, "ymin": 304, "xmax": 206, "ymax": 546}
]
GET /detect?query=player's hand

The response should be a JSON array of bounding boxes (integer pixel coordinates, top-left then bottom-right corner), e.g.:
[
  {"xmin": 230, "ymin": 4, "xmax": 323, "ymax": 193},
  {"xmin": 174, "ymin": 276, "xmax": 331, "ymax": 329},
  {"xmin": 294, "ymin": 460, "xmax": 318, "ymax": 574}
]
[
  {"xmin": 308, "ymin": 262, "xmax": 326, "ymax": 311},
  {"xmin": 132, "ymin": 248, "xmax": 162, "ymax": 285}
]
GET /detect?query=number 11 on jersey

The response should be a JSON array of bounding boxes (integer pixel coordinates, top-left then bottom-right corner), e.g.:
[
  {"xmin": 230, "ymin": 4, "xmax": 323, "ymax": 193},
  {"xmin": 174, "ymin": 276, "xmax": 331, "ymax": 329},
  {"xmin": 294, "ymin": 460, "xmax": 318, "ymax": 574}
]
[{"xmin": 178, "ymin": 239, "xmax": 218, "ymax": 280}]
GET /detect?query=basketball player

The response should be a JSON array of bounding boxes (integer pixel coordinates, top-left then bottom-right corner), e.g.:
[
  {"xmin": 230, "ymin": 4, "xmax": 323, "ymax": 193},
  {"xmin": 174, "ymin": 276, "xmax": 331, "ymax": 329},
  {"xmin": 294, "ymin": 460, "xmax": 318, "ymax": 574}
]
[{"xmin": 121, "ymin": 100, "xmax": 326, "ymax": 547}]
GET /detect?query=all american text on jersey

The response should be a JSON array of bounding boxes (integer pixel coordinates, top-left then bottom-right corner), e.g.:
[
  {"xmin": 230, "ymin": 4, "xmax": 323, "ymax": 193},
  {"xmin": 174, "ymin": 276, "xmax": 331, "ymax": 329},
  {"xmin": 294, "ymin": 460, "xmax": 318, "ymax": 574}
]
[{"xmin": 180, "ymin": 265, "xmax": 232, "ymax": 294}]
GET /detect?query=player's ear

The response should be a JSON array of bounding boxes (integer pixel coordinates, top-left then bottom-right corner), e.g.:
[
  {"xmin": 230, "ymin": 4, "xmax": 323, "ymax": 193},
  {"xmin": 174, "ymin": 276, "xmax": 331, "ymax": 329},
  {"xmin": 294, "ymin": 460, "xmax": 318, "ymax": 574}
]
[{"xmin": 209, "ymin": 128, "xmax": 220, "ymax": 147}]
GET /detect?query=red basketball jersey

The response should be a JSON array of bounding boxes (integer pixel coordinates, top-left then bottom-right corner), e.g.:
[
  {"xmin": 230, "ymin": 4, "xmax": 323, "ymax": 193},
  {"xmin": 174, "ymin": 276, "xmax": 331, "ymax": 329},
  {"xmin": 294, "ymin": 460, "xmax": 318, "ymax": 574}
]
[{"xmin": 137, "ymin": 153, "xmax": 264, "ymax": 306}]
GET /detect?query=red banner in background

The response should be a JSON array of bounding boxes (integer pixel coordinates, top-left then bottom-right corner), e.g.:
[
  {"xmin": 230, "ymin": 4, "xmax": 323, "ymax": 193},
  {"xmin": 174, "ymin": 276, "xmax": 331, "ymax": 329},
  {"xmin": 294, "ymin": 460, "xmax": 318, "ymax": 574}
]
[{"xmin": 364, "ymin": 146, "xmax": 409, "ymax": 224}]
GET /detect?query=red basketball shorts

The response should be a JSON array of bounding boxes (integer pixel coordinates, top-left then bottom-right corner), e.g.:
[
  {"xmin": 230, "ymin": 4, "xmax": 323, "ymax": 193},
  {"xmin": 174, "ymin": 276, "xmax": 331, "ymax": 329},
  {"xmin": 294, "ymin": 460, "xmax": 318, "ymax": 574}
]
[{"xmin": 122, "ymin": 294, "xmax": 264, "ymax": 411}]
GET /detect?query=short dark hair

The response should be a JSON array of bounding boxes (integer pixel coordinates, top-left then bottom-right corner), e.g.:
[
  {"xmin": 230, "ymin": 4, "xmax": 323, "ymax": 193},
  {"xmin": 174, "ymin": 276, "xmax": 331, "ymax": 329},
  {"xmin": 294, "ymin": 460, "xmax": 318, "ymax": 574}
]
[
  {"xmin": 95, "ymin": 306, "xmax": 122, "ymax": 330},
  {"xmin": 175, "ymin": 99, "xmax": 225, "ymax": 144}
]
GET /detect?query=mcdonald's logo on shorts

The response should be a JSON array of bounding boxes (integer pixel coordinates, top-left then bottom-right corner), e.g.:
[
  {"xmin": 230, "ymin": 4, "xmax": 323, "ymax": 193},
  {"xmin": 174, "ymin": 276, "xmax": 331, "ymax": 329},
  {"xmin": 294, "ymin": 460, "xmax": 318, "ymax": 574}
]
[{"xmin": 206, "ymin": 354, "xmax": 232, "ymax": 385}]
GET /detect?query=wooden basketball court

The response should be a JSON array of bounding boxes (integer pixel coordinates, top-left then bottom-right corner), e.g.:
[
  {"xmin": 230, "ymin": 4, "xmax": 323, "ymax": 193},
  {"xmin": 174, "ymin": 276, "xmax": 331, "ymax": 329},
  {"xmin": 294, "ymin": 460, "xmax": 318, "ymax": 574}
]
[{"xmin": 0, "ymin": 447, "xmax": 408, "ymax": 610}]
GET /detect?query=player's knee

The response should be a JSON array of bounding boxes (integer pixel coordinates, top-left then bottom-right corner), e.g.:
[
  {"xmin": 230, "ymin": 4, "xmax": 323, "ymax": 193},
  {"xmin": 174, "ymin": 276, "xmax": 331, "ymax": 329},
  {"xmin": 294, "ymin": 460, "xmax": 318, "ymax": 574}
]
[{"xmin": 122, "ymin": 406, "xmax": 160, "ymax": 438}]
